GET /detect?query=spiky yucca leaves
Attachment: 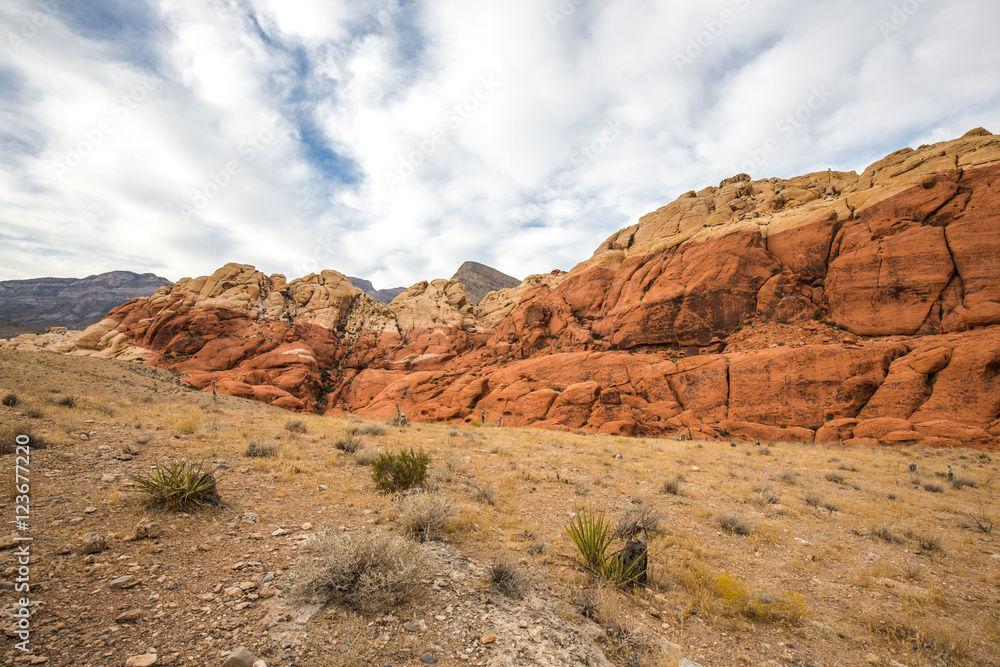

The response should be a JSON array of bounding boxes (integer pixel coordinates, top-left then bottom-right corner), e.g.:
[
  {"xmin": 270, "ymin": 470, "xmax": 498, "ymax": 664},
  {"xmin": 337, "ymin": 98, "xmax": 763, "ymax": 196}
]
[
  {"xmin": 133, "ymin": 461, "xmax": 222, "ymax": 510},
  {"xmin": 566, "ymin": 506, "xmax": 646, "ymax": 586}
]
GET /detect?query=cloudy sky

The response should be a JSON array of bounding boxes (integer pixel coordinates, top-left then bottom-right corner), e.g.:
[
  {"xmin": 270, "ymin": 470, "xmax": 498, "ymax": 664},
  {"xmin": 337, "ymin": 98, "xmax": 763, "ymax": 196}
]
[{"xmin": 1, "ymin": 0, "xmax": 998, "ymax": 288}]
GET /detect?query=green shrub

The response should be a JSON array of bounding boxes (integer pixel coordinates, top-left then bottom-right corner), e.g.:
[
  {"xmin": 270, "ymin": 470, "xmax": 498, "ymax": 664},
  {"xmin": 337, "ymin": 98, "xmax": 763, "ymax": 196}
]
[
  {"xmin": 133, "ymin": 461, "xmax": 222, "ymax": 510},
  {"xmin": 371, "ymin": 448, "xmax": 430, "ymax": 492},
  {"xmin": 2, "ymin": 393, "xmax": 18, "ymax": 407}
]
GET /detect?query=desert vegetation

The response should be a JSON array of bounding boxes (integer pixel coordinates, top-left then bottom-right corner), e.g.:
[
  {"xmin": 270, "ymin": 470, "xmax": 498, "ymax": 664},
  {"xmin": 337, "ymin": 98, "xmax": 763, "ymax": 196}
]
[{"xmin": 0, "ymin": 348, "xmax": 998, "ymax": 666}]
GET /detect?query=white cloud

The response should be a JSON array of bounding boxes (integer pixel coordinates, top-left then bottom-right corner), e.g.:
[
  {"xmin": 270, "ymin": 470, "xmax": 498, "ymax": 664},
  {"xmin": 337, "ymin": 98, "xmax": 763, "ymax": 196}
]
[{"xmin": 1, "ymin": 0, "xmax": 999, "ymax": 290}]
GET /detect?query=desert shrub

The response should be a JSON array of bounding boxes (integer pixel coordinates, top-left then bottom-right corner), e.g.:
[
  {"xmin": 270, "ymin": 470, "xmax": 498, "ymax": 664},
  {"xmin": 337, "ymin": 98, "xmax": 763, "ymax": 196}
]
[
  {"xmin": 284, "ymin": 418, "xmax": 307, "ymax": 434},
  {"xmin": 132, "ymin": 461, "xmax": 222, "ymax": 510},
  {"xmin": 615, "ymin": 505, "xmax": 664, "ymax": 537},
  {"xmin": 347, "ymin": 423, "xmax": 386, "ymax": 437},
  {"xmin": 245, "ymin": 440, "xmax": 277, "ymax": 458},
  {"xmin": 777, "ymin": 471, "xmax": 798, "ymax": 486},
  {"xmin": 465, "ymin": 480, "xmax": 495, "ymax": 505},
  {"xmin": 950, "ymin": 476, "xmax": 976, "ymax": 490},
  {"xmin": 825, "ymin": 472, "xmax": 844, "ymax": 484},
  {"xmin": 334, "ymin": 436, "xmax": 361, "ymax": 453},
  {"xmin": 754, "ymin": 487, "xmax": 781, "ymax": 506},
  {"xmin": 566, "ymin": 507, "xmax": 646, "ymax": 586},
  {"xmin": 175, "ymin": 420, "xmax": 197, "ymax": 436},
  {"xmin": 354, "ymin": 449, "xmax": 374, "ymax": 466},
  {"xmin": 288, "ymin": 530, "xmax": 424, "ymax": 613},
  {"xmin": 803, "ymin": 491, "xmax": 821, "ymax": 508},
  {"xmin": 0, "ymin": 423, "xmax": 49, "ymax": 454},
  {"xmin": 717, "ymin": 512, "xmax": 753, "ymax": 536},
  {"xmin": 371, "ymin": 448, "xmax": 430, "ymax": 492},
  {"xmin": 869, "ymin": 525, "xmax": 902, "ymax": 544},
  {"xmin": 906, "ymin": 530, "xmax": 941, "ymax": 552},
  {"xmin": 714, "ymin": 573, "xmax": 806, "ymax": 624},
  {"xmin": 820, "ymin": 500, "xmax": 839, "ymax": 514},
  {"xmin": 22, "ymin": 407, "xmax": 45, "ymax": 419},
  {"xmin": 489, "ymin": 558, "xmax": 526, "ymax": 598},
  {"xmin": 967, "ymin": 510, "xmax": 994, "ymax": 534},
  {"xmin": 398, "ymin": 493, "xmax": 455, "ymax": 541},
  {"xmin": 2, "ymin": 393, "xmax": 18, "ymax": 407},
  {"xmin": 923, "ymin": 482, "xmax": 943, "ymax": 493},
  {"xmin": 660, "ymin": 475, "xmax": 684, "ymax": 495},
  {"xmin": 53, "ymin": 395, "xmax": 76, "ymax": 408}
]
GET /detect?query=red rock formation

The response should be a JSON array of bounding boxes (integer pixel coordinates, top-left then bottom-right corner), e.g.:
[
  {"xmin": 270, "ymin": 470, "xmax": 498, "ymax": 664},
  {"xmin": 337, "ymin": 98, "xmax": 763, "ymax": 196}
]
[{"xmin": 6, "ymin": 130, "xmax": 1000, "ymax": 449}]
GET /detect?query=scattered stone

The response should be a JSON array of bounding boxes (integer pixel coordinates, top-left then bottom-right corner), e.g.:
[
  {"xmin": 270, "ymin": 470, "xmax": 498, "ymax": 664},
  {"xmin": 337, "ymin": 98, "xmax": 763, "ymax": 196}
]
[
  {"xmin": 258, "ymin": 583, "xmax": 275, "ymax": 599},
  {"xmin": 84, "ymin": 506, "xmax": 97, "ymax": 514},
  {"xmin": 125, "ymin": 655, "xmax": 157, "ymax": 667},
  {"xmin": 223, "ymin": 647, "xmax": 256, "ymax": 667},
  {"xmin": 420, "ymin": 655, "xmax": 438, "ymax": 664},
  {"xmin": 108, "ymin": 575, "xmax": 137, "ymax": 589},
  {"xmin": 115, "ymin": 609, "xmax": 142, "ymax": 623},
  {"xmin": 252, "ymin": 662, "xmax": 268, "ymax": 667},
  {"xmin": 133, "ymin": 519, "xmax": 163, "ymax": 540},
  {"xmin": 679, "ymin": 660, "xmax": 703, "ymax": 667},
  {"xmin": 241, "ymin": 512, "xmax": 259, "ymax": 524},
  {"xmin": 100, "ymin": 474, "xmax": 115, "ymax": 482},
  {"xmin": 317, "ymin": 484, "xmax": 328, "ymax": 492},
  {"xmin": 271, "ymin": 528, "xmax": 289, "ymax": 537},
  {"xmin": 481, "ymin": 635, "xmax": 495, "ymax": 644},
  {"xmin": 197, "ymin": 544, "xmax": 212, "ymax": 552},
  {"xmin": 529, "ymin": 627, "xmax": 542, "ymax": 643},
  {"xmin": 80, "ymin": 533, "xmax": 107, "ymax": 554},
  {"xmin": 301, "ymin": 522, "xmax": 312, "ymax": 531}
]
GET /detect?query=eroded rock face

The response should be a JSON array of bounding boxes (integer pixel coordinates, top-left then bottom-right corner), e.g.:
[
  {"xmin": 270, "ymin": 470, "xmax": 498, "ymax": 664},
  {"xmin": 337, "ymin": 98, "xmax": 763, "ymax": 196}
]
[{"xmin": 7, "ymin": 132, "xmax": 1000, "ymax": 448}]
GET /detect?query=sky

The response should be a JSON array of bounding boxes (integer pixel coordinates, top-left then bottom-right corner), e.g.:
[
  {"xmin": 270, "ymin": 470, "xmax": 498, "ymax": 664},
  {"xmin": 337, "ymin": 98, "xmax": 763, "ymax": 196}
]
[{"xmin": 1, "ymin": 0, "xmax": 999, "ymax": 289}]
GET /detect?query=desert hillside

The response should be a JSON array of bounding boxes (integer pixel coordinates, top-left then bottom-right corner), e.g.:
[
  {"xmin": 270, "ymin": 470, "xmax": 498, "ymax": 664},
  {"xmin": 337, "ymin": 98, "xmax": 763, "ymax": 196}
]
[
  {"xmin": 3, "ymin": 129, "xmax": 999, "ymax": 451},
  {"xmin": 0, "ymin": 349, "xmax": 997, "ymax": 666}
]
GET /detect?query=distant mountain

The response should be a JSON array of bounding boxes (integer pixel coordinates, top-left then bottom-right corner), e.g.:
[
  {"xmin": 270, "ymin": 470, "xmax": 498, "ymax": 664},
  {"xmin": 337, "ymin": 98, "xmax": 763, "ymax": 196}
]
[
  {"xmin": 347, "ymin": 277, "xmax": 406, "ymax": 303},
  {"xmin": 0, "ymin": 271, "xmax": 172, "ymax": 330},
  {"xmin": 450, "ymin": 261, "xmax": 521, "ymax": 304}
]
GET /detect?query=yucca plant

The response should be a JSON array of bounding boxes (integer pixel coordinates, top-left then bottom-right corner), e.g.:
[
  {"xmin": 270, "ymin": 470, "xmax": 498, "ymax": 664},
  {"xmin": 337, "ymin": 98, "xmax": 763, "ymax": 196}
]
[
  {"xmin": 133, "ymin": 461, "xmax": 222, "ymax": 510},
  {"xmin": 566, "ymin": 506, "xmax": 613, "ymax": 572},
  {"xmin": 566, "ymin": 506, "xmax": 646, "ymax": 586}
]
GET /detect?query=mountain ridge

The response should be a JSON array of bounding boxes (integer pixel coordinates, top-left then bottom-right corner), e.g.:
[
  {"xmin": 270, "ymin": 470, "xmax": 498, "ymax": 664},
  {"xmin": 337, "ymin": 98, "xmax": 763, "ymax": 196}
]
[
  {"xmin": 5, "ymin": 128, "xmax": 1000, "ymax": 449},
  {"xmin": 0, "ymin": 270, "xmax": 171, "ymax": 331}
]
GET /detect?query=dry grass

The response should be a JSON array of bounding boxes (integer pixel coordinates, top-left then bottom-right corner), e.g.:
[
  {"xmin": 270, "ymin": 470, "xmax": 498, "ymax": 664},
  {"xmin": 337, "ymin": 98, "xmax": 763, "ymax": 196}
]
[
  {"xmin": 287, "ymin": 530, "xmax": 425, "ymax": 613},
  {"xmin": 397, "ymin": 492, "xmax": 455, "ymax": 541}
]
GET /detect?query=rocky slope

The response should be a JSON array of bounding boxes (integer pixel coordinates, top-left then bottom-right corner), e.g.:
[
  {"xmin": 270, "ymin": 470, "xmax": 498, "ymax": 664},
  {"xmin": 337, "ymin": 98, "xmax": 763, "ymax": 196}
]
[
  {"xmin": 0, "ymin": 270, "xmax": 171, "ymax": 331},
  {"xmin": 5, "ymin": 129, "xmax": 1000, "ymax": 449},
  {"xmin": 347, "ymin": 276, "xmax": 406, "ymax": 303},
  {"xmin": 450, "ymin": 261, "xmax": 521, "ymax": 304}
]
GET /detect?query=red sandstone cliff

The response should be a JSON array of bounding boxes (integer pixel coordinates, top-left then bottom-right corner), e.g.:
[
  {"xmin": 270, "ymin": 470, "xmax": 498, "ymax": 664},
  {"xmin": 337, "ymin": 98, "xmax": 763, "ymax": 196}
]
[{"xmin": 6, "ymin": 129, "xmax": 1000, "ymax": 448}]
